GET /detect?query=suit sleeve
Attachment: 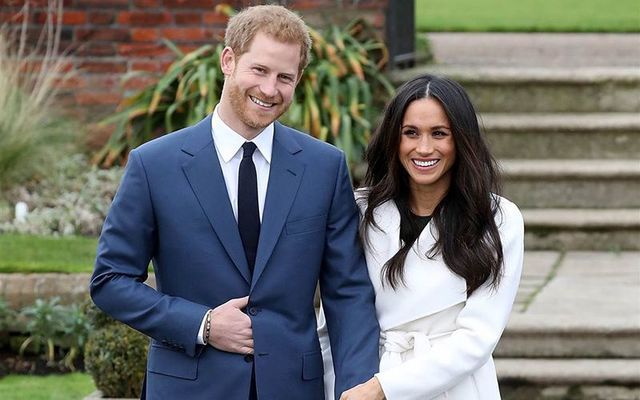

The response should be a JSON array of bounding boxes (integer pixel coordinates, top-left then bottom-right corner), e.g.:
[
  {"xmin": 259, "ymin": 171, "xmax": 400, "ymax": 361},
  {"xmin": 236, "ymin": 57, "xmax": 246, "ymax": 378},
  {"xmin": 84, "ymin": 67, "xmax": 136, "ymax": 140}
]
[
  {"xmin": 319, "ymin": 153, "xmax": 381, "ymax": 399},
  {"xmin": 375, "ymin": 200, "xmax": 524, "ymax": 400},
  {"xmin": 90, "ymin": 149, "xmax": 209, "ymax": 357}
]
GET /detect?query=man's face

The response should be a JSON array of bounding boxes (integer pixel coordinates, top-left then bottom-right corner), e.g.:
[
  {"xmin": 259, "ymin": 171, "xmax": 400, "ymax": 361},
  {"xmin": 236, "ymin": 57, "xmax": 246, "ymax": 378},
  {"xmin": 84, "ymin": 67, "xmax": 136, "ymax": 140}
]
[{"xmin": 219, "ymin": 32, "xmax": 301, "ymax": 139}]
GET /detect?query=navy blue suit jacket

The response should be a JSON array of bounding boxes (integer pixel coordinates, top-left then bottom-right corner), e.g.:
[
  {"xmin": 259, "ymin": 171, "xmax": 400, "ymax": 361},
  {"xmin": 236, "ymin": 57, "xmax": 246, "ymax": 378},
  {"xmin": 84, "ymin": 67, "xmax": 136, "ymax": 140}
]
[{"xmin": 90, "ymin": 116, "xmax": 380, "ymax": 399}]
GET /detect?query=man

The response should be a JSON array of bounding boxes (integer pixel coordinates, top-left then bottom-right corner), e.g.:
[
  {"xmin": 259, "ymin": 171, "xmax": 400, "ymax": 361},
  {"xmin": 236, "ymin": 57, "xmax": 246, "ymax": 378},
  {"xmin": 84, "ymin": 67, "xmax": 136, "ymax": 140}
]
[{"xmin": 90, "ymin": 5, "xmax": 380, "ymax": 400}]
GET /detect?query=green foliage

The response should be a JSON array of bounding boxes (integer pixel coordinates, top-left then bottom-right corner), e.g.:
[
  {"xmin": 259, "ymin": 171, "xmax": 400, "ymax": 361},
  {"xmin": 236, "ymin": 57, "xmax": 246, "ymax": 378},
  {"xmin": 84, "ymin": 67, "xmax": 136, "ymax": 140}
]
[
  {"xmin": 59, "ymin": 303, "xmax": 91, "ymax": 370},
  {"xmin": 416, "ymin": 0, "xmax": 640, "ymax": 32},
  {"xmin": 81, "ymin": 298, "xmax": 115, "ymax": 330},
  {"xmin": 0, "ymin": 2, "xmax": 78, "ymax": 191},
  {"xmin": 93, "ymin": 42, "xmax": 225, "ymax": 167},
  {"xmin": 84, "ymin": 318, "xmax": 147, "ymax": 398},
  {"xmin": 0, "ymin": 297, "xmax": 15, "ymax": 332},
  {"xmin": 17, "ymin": 297, "xmax": 90, "ymax": 371},
  {"xmin": 19, "ymin": 298, "xmax": 67, "ymax": 365},
  {"xmin": 0, "ymin": 234, "xmax": 97, "ymax": 273},
  {"xmin": 94, "ymin": 17, "xmax": 394, "ymax": 167},
  {"xmin": 284, "ymin": 19, "xmax": 395, "ymax": 165},
  {"xmin": 0, "ymin": 373, "xmax": 95, "ymax": 400}
]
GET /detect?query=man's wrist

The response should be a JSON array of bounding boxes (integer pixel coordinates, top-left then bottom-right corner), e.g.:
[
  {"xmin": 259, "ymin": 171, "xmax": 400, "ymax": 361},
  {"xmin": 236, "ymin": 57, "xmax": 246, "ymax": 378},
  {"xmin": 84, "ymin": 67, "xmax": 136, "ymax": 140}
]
[{"xmin": 203, "ymin": 309, "xmax": 212, "ymax": 345}]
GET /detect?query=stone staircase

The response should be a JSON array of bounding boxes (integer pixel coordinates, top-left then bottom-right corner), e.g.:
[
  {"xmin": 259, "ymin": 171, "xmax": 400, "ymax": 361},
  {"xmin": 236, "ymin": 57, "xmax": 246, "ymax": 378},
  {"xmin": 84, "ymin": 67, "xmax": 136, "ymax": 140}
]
[{"xmin": 391, "ymin": 33, "xmax": 640, "ymax": 399}]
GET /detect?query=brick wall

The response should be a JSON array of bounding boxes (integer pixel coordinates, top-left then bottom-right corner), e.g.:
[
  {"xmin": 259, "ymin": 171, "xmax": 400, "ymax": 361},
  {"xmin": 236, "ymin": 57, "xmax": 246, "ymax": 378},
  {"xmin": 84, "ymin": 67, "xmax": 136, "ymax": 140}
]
[{"xmin": 0, "ymin": 0, "xmax": 388, "ymax": 123}]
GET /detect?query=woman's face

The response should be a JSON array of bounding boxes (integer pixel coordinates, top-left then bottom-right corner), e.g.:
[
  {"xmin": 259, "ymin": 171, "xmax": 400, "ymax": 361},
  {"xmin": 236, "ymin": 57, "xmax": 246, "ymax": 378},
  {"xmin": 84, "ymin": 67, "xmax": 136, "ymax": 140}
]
[{"xmin": 398, "ymin": 97, "xmax": 456, "ymax": 195}]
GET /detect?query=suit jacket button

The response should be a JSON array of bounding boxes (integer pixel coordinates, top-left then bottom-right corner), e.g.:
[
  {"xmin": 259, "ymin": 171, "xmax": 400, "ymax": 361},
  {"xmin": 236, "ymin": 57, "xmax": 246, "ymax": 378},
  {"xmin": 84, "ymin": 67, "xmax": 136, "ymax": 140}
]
[
  {"xmin": 248, "ymin": 307, "xmax": 258, "ymax": 316},
  {"xmin": 244, "ymin": 354, "xmax": 254, "ymax": 363}
]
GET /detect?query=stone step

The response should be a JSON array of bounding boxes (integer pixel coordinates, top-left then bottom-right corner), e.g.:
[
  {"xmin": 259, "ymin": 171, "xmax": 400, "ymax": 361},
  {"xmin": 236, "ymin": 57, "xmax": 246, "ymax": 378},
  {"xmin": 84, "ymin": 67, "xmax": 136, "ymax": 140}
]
[
  {"xmin": 496, "ymin": 358, "xmax": 640, "ymax": 385},
  {"xmin": 482, "ymin": 113, "xmax": 640, "ymax": 159},
  {"xmin": 426, "ymin": 33, "xmax": 640, "ymax": 68},
  {"xmin": 390, "ymin": 66, "xmax": 640, "ymax": 113},
  {"xmin": 500, "ymin": 251, "xmax": 640, "ymax": 358},
  {"xmin": 496, "ymin": 321, "xmax": 640, "ymax": 359},
  {"xmin": 500, "ymin": 159, "xmax": 640, "ymax": 208},
  {"xmin": 522, "ymin": 209, "xmax": 640, "ymax": 250},
  {"xmin": 497, "ymin": 359, "xmax": 640, "ymax": 400}
]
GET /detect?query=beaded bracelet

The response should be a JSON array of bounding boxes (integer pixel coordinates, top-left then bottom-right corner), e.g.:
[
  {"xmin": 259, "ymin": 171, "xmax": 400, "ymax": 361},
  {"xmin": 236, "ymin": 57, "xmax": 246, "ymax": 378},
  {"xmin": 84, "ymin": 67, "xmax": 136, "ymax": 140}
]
[{"xmin": 204, "ymin": 309, "xmax": 212, "ymax": 345}]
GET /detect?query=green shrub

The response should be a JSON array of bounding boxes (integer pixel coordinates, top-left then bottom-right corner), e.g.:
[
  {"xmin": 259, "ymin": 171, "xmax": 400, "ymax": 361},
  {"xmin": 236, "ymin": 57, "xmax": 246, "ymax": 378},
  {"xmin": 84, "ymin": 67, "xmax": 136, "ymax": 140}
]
[
  {"xmin": 81, "ymin": 298, "xmax": 116, "ymax": 330},
  {"xmin": 84, "ymin": 302, "xmax": 147, "ymax": 398},
  {"xmin": 94, "ymin": 11, "xmax": 393, "ymax": 168},
  {"xmin": 0, "ymin": 1, "xmax": 78, "ymax": 192},
  {"xmin": 0, "ymin": 297, "xmax": 14, "ymax": 332},
  {"xmin": 0, "ymin": 297, "xmax": 15, "ymax": 349}
]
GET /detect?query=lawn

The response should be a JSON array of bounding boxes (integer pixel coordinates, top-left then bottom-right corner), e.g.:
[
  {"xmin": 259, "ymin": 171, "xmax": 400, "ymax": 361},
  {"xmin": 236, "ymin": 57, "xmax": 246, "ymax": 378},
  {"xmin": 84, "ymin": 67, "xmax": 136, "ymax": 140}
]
[
  {"xmin": 0, "ymin": 373, "xmax": 95, "ymax": 400},
  {"xmin": 416, "ymin": 0, "xmax": 640, "ymax": 32},
  {"xmin": 0, "ymin": 234, "xmax": 97, "ymax": 273}
]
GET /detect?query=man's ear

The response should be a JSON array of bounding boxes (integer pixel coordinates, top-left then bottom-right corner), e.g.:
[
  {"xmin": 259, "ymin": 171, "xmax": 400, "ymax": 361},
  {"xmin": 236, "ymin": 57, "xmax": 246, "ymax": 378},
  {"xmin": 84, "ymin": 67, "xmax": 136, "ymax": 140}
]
[
  {"xmin": 220, "ymin": 46, "xmax": 235, "ymax": 75},
  {"xmin": 296, "ymin": 69, "xmax": 304, "ymax": 85}
]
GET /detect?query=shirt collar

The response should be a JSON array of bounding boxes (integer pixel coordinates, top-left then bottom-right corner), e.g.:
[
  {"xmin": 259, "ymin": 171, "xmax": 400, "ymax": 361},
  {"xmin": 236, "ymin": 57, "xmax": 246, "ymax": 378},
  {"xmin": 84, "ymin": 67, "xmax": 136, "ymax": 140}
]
[{"xmin": 211, "ymin": 106, "xmax": 274, "ymax": 164}]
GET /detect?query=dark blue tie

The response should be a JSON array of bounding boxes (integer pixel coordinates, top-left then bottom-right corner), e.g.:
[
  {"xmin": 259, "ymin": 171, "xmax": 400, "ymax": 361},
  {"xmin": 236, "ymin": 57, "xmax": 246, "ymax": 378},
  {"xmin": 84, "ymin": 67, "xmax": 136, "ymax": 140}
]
[{"xmin": 238, "ymin": 142, "xmax": 260, "ymax": 273}]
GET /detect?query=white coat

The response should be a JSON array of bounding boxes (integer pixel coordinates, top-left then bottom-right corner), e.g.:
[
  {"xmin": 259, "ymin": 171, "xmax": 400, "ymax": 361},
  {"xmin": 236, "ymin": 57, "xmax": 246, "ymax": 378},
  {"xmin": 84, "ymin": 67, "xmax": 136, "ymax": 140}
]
[{"xmin": 318, "ymin": 194, "xmax": 524, "ymax": 400}]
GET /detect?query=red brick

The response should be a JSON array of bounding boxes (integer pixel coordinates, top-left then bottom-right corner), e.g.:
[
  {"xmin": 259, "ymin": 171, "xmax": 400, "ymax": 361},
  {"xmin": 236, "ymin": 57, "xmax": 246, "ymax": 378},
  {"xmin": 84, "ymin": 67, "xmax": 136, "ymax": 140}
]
[
  {"xmin": 202, "ymin": 11, "xmax": 228, "ymax": 25},
  {"xmin": 34, "ymin": 11, "xmax": 88, "ymax": 25},
  {"xmin": 88, "ymin": 12, "xmax": 115, "ymax": 25},
  {"xmin": 122, "ymin": 75, "xmax": 159, "ymax": 91},
  {"xmin": 174, "ymin": 12, "xmax": 202, "ymax": 25},
  {"xmin": 162, "ymin": 27, "xmax": 206, "ymax": 42},
  {"xmin": 85, "ymin": 74, "xmax": 121, "ymax": 89},
  {"xmin": 75, "ymin": 0, "xmax": 129, "ymax": 8},
  {"xmin": 0, "ymin": 11, "xmax": 26, "ymax": 23},
  {"xmin": 73, "ymin": 42, "xmax": 117, "ymax": 57},
  {"xmin": 76, "ymin": 28, "xmax": 130, "ymax": 42},
  {"xmin": 290, "ymin": 1, "xmax": 326, "ymax": 10},
  {"xmin": 131, "ymin": 28, "xmax": 159, "ymax": 42},
  {"xmin": 118, "ymin": 11, "xmax": 171, "ymax": 26},
  {"xmin": 75, "ymin": 90, "xmax": 122, "ymax": 106},
  {"xmin": 118, "ymin": 43, "xmax": 170, "ymax": 57},
  {"xmin": 177, "ymin": 44, "xmax": 202, "ymax": 54},
  {"xmin": 51, "ymin": 75, "xmax": 86, "ymax": 90},
  {"xmin": 131, "ymin": 60, "xmax": 172, "ymax": 73},
  {"xmin": 133, "ymin": 0, "xmax": 161, "ymax": 6},
  {"xmin": 78, "ymin": 60, "xmax": 127, "ymax": 73},
  {"xmin": 62, "ymin": 11, "xmax": 88, "ymax": 25},
  {"xmin": 163, "ymin": 0, "xmax": 216, "ymax": 9},
  {"xmin": 14, "ymin": 0, "xmax": 47, "ymax": 5}
]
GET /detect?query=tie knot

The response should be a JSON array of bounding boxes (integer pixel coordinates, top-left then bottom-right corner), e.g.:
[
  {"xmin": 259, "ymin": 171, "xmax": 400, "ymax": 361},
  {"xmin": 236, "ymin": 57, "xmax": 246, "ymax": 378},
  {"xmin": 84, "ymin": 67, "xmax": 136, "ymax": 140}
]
[{"xmin": 242, "ymin": 142, "xmax": 257, "ymax": 159}]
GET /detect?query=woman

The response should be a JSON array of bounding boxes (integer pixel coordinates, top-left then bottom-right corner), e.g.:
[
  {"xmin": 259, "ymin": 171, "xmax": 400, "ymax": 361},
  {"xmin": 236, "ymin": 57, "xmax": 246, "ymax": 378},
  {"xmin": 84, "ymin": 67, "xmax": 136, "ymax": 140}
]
[{"xmin": 318, "ymin": 74, "xmax": 524, "ymax": 400}]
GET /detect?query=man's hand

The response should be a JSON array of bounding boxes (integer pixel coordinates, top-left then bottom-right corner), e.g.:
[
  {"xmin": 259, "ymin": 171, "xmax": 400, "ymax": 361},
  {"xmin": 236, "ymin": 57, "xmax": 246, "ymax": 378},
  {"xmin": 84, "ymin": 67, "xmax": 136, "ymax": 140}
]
[
  {"xmin": 340, "ymin": 377, "xmax": 385, "ymax": 400},
  {"xmin": 207, "ymin": 296, "xmax": 254, "ymax": 354}
]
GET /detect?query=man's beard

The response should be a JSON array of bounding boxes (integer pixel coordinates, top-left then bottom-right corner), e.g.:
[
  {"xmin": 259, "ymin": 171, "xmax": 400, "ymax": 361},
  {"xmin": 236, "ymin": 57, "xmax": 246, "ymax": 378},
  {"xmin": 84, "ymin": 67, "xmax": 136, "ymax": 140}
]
[{"xmin": 227, "ymin": 80, "xmax": 290, "ymax": 131}]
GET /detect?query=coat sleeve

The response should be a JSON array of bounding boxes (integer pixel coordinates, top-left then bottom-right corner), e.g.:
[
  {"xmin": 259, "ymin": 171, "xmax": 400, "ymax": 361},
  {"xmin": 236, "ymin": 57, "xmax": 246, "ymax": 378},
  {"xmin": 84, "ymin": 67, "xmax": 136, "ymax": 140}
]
[
  {"xmin": 89, "ymin": 149, "xmax": 209, "ymax": 357},
  {"xmin": 318, "ymin": 153, "xmax": 380, "ymax": 399},
  {"xmin": 375, "ymin": 200, "xmax": 524, "ymax": 400}
]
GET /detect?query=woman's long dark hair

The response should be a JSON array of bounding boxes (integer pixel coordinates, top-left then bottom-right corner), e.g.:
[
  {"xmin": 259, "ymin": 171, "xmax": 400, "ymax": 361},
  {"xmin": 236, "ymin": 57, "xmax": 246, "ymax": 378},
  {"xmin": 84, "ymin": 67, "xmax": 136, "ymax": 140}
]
[{"xmin": 361, "ymin": 74, "xmax": 503, "ymax": 295}]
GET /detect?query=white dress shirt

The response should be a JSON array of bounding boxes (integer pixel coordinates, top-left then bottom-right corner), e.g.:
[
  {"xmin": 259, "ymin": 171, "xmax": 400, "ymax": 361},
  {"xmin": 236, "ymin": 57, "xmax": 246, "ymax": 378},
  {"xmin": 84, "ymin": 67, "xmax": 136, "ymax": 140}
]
[
  {"xmin": 197, "ymin": 106, "xmax": 275, "ymax": 344},
  {"xmin": 211, "ymin": 106, "xmax": 273, "ymax": 221}
]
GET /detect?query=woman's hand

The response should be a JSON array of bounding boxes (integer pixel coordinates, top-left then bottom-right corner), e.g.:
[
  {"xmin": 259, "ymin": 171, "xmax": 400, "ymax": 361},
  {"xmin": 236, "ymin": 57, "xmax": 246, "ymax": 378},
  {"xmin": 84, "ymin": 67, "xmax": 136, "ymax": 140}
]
[{"xmin": 340, "ymin": 377, "xmax": 385, "ymax": 400}]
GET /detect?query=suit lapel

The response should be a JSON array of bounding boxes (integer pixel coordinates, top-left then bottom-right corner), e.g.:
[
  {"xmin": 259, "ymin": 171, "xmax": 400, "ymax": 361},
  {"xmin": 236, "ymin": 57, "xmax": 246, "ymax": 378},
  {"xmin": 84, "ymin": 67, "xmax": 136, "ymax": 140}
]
[
  {"xmin": 181, "ymin": 115, "xmax": 252, "ymax": 284},
  {"xmin": 251, "ymin": 123, "xmax": 304, "ymax": 289}
]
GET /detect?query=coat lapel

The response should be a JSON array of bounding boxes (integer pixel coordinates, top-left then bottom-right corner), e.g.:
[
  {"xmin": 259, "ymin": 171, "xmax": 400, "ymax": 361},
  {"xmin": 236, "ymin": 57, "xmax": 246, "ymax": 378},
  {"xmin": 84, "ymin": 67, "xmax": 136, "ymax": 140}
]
[
  {"xmin": 181, "ymin": 115, "xmax": 252, "ymax": 284},
  {"xmin": 251, "ymin": 123, "xmax": 304, "ymax": 289}
]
